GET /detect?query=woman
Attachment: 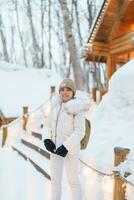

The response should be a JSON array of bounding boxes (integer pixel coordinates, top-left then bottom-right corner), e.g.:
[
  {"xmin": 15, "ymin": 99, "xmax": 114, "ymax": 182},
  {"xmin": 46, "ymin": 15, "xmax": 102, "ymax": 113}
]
[{"xmin": 43, "ymin": 78, "xmax": 90, "ymax": 200}]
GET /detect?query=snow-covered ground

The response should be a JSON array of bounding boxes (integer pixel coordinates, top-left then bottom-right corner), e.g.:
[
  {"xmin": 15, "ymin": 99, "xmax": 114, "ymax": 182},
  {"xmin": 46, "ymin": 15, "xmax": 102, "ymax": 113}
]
[
  {"xmin": 1, "ymin": 60, "xmax": 134, "ymax": 199},
  {"xmin": 0, "ymin": 61, "xmax": 62, "ymax": 118},
  {"xmin": 0, "ymin": 148, "xmax": 51, "ymax": 200}
]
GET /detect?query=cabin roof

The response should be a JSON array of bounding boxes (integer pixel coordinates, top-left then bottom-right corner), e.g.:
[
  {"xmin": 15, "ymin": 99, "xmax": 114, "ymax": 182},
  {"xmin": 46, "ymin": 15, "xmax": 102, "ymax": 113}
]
[
  {"xmin": 85, "ymin": 0, "xmax": 134, "ymax": 64},
  {"xmin": 88, "ymin": 0, "xmax": 134, "ymax": 44}
]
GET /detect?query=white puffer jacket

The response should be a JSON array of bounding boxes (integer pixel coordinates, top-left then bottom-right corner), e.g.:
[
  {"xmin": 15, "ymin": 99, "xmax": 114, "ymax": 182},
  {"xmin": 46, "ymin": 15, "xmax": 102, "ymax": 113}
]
[{"xmin": 43, "ymin": 91, "xmax": 90, "ymax": 154}]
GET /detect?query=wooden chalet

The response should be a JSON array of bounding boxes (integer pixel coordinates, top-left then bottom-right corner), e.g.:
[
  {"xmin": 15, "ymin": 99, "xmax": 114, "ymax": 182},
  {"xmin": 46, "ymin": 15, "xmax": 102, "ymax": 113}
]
[{"xmin": 85, "ymin": 0, "xmax": 134, "ymax": 91}]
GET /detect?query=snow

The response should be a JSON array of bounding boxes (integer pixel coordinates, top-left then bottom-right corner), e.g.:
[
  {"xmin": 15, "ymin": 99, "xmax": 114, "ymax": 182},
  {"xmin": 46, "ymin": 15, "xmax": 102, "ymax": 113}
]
[
  {"xmin": 0, "ymin": 62, "xmax": 61, "ymax": 117},
  {"xmin": 80, "ymin": 59, "xmax": 134, "ymax": 199},
  {"xmin": 1, "ymin": 59, "xmax": 134, "ymax": 199},
  {"xmin": 0, "ymin": 148, "xmax": 51, "ymax": 200}
]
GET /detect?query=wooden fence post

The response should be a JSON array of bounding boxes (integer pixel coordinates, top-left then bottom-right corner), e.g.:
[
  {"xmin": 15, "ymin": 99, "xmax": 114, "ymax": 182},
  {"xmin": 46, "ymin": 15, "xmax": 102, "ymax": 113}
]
[
  {"xmin": 113, "ymin": 147, "xmax": 130, "ymax": 200},
  {"xmin": 22, "ymin": 106, "xmax": 29, "ymax": 130},
  {"xmin": 2, "ymin": 126, "xmax": 8, "ymax": 147},
  {"xmin": 92, "ymin": 88, "xmax": 97, "ymax": 102},
  {"xmin": 50, "ymin": 86, "xmax": 56, "ymax": 95}
]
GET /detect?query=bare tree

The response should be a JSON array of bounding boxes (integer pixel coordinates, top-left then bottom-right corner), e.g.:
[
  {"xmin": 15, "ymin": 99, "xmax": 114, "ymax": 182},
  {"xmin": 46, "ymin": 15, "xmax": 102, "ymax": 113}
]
[
  {"xmin": 90, "ymin": 61, "xmax": 104, "ymax": 92},
  {"xmin": 10, "ymin": 25, "xmax": 16, "ymax": 62},
  {"xmin": 72, "ymin": 0, "xmax": 83, "ymax": 47},
  {"xmin": 0, "ymin": 0, "xmax": 104, "ymax": 91},
  {"xmin": 58, "ymin": 0, "xmax": 82, "ymax": 89},
  {"xmin": 54, "ymin": 7, "xmax": 68, "ymax": 74},
  {"xmin": 43, "ymin": 27, "xmax": 58, "ymax": 70},
  {"xmin": 81, "ymin": 0, "xmax": 98, "ymax": 92},
  {"xmin": 0, "ymin": 14, "xmax": 9, "ymax": 62},
  {"xmin": 48, "ymin": 0, "xmax": 52, "ymax": 69},
  {"xmin": 14, "ymin": 0, "xmax": 28, "ymax": 67},
  {"xmin": 87, "ymin": 0, "xmax": 96, "ymax": 28},
  {"xmin": 40, "ymin": 0, "xmax": 46, "ymax": 68},
  {"xmin": 26, "ymin": 0, "xmax": 41, "ymax": 68},
  {"xmin": 82, "ymin": 63, "xmax": 90, "ymax": 92}
]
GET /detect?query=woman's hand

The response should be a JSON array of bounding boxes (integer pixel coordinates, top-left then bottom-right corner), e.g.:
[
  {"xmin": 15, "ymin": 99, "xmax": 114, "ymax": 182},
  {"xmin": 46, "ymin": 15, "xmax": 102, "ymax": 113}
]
[
  {"xmin": 55, "ymin": 145, "xmax": 68, "ymax": 157},
  {"xmin": 44, "ymin": 139, "xmax": 56, "ymax": 153}
]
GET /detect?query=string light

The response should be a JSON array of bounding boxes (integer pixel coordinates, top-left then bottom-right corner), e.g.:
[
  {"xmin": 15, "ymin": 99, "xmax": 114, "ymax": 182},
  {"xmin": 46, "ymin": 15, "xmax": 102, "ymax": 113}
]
[
  {"xmin": 1, "ymin": 94, "xmax": 55, "ymax": 129},
  {"xmin": 131, "ymin": 37, "xmax": 134, "ymax": 45},
  {"xmin": 80, "ymin": 159, "xmax": 134, "ymax": 188},
  {"xmin": 90, "ymin": 0, "xmax": 110, "ymax": 43}
]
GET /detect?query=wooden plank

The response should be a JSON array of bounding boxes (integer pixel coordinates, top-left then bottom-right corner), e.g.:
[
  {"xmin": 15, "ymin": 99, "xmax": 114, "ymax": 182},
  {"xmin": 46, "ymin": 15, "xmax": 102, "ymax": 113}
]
[
  {"xmin": 32, "ymin": 131, "xmax": 42, "ymax": 140},
  {"xmin": 92, "ymin": 41, "xmax": 109, "ymax": 53},
  {"xmin": 110, "ymin": 32, "xmax": 134, "ymax": 45},
  {"xmin": 111, "ymin": 44, "xmax": 134, "ymax": 54},
  {"xmin": 106, "ymin": 54, "xmax": 116, "ymax": 82},
  {"xmin": 111, "ymin": 38, "xmax": 133, "ymax": 50},
  {"xmin": 12, "ymin": 146, "xmax": 28, "ymax": 160},
  {"xmin": 93, "ymin": 46, "xmax": 108, "ymax": 53},
  {"xmin": 2, "ymin": 127, "xmax": 8, "ymax": 147},
  {"xmin": 93, "ymin": 41, "xmax": 109, "ymax": 48},
  {"xmin": 92, "ymin": 50, "xmax": 108, "ymax": 57},
  {"xmin": 29, "ymin": 159, "xmax": 51, "ymax": 180},
  {"xmin": 108, "ymin": 0, "xmax": 129, "ymax": 40},
  {"xmin": 21, "ymin": 138, "xmax": 50, "ymax": 160},
  {"xmin": 12, "ymin": 145, "xmax": 51, "ymax": 180}
]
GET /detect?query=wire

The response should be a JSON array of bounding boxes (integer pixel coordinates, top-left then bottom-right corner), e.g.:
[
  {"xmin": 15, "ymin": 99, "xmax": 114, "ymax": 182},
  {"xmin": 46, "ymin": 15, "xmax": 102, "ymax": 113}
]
[
  {"xmin": 2, "ymin": 94, "xmax": 55, "ymax": 129},
  {"xmin": 80, "ymin": 158, "xmax": 134, "ymax": 188},
  {"xmin": 79, "ymin": 158, "xmax": 114, "ymax": 176}
]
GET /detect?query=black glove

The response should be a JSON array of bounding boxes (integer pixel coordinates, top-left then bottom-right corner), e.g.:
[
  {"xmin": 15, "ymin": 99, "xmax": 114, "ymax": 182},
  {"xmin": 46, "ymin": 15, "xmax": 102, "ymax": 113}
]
[
  {"xmin": 44, "ymin": 139, "xmax": 56, "ymax": 153},
  {"xmin": 55, "ymin": 145, "xmax": 68, "ymax": 157}
]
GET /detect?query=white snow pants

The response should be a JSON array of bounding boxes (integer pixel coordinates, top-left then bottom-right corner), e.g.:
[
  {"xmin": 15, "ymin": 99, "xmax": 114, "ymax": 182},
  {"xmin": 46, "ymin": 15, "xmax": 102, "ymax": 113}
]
[{"xmin": 50, "ymin": 152, "xmax": 82, "ymax": 200}]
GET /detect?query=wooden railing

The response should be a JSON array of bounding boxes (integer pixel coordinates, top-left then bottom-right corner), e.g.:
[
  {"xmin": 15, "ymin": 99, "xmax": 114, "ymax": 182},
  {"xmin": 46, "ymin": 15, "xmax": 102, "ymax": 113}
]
[{"xmin": 1, "ymin": 85, "xmax": 133, "ymax": 199}]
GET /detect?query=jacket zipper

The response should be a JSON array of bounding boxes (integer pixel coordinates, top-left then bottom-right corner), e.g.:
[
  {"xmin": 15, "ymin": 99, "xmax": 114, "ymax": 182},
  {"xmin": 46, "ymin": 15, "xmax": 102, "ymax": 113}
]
[{"xmin": 54, "ymin": 102, "xmax": 62, "ymax": 146}]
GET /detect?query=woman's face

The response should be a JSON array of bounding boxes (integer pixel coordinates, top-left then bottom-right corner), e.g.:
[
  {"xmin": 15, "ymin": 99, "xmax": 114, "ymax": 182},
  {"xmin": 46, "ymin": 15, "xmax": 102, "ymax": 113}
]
[{"xmin": 60, "ymin": 87, "xmax": 74, "ymax": 102}]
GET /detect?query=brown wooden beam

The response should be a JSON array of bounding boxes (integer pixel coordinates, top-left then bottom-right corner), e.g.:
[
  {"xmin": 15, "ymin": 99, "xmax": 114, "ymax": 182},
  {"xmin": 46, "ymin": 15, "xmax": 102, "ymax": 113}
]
[
  {"xmin": 92, "ymin": 41, "xmax": 109, "ymax": 53},
  {"xmin": 110, "ymin": 32, "xmax": 134, "ymax": 54},
  {"xmin": 106, "ymin": 54, "xmax": 116, "ymax": 84},
  {"xmin": 111, "ymin": 43, "xmax": 134, "ymax": 54},
  {"xmin": 111, "ymin": 32, "xmax": 134, "ymax": 45},
  {"xmin": 108, "ymin": 0, "xmax": 130, "ymax": 40},
  {"xmin": 111, "ymin": 39, "xmax": 132, "ymax": 50}
]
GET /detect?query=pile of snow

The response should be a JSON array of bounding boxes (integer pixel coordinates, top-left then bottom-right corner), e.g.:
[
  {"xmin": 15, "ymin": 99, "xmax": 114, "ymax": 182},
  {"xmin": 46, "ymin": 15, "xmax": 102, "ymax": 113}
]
[
  {"xmin": 80, "ymin": 59, "xmax": 134, "ymax": 199},
  {"xmin": 0, "ymin": 62, "xmax": 62, "ymax": 118}
]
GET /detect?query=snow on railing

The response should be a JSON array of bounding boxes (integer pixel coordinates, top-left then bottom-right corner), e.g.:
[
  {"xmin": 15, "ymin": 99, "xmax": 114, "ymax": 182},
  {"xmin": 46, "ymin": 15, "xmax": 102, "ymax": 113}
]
[
  {"xmin": 80, "ymin": 146, "xmax": 134, "ymax": 200},
  {"xmin": 1, "ymin": 93, "xmax": 55, "ymax": 147},
  {"xmin": 79, "ymin": 158, "xmax": 113, "ymax": 176},
  {"xmin": 79, "ymin": 158, "xmax": 134, "ymax": 186}
]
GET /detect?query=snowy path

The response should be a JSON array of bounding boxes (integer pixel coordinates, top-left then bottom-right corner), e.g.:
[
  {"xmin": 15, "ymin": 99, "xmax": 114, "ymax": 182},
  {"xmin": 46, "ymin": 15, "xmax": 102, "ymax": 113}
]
[{"xmin": 0, "ymin": 148, "xmax": 51, "ymax": 200}]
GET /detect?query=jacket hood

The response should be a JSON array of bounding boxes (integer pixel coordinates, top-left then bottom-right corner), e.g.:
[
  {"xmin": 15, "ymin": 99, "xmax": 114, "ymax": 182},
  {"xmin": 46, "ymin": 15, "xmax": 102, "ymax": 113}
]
[{"xmin": 50, "ymin": 90, "xmax": 90, "ymax": 114}]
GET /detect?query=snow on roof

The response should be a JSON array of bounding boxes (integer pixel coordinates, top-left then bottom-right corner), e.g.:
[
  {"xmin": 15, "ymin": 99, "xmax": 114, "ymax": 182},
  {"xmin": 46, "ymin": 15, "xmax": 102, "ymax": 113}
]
[{"xmin": 0, "ymin": 62, "xmax": 62, "ymax": 118}]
